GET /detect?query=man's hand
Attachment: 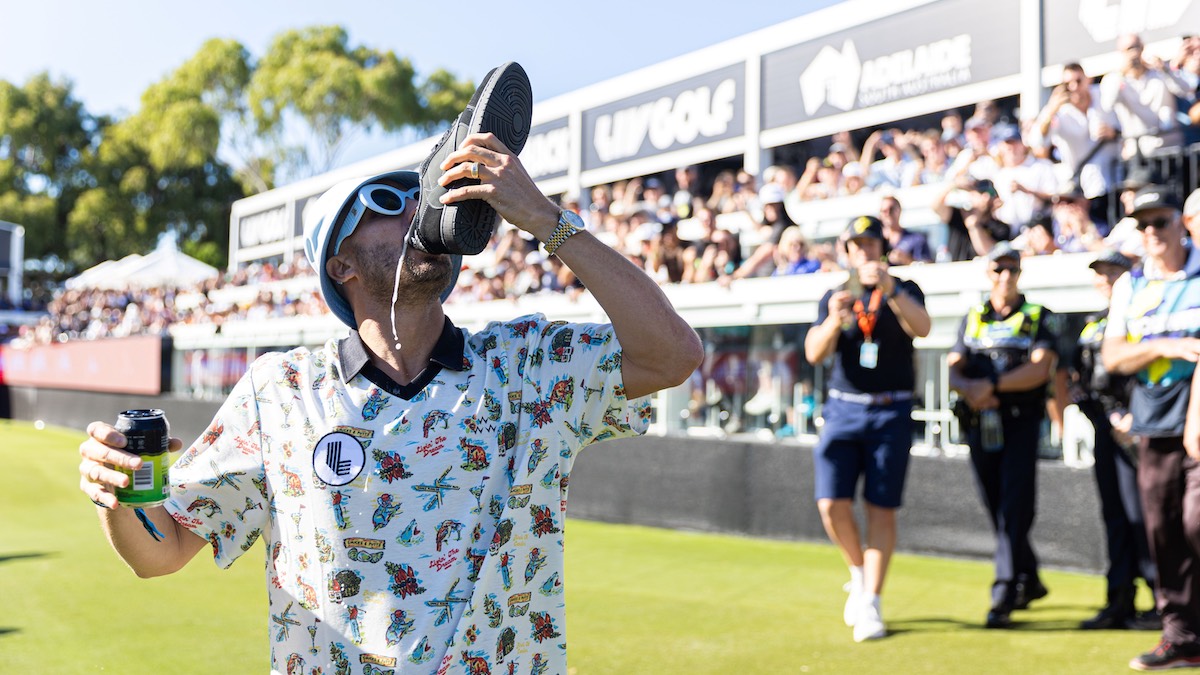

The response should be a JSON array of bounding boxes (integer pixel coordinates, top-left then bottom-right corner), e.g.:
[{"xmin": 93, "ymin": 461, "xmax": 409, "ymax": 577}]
[
  {"xmin": 1047, "ymin": 84, "xmax": 1069, "ymax": 112},
  {"xmin": 1186, "ymin": 416, "xmax": 1200, "ymax": 461},
  {"xmin": 857, "ymin": 261, "xmax": 894, "ymax": 292},
  {"xmin": 827, "ymin": 290, "xmax": 853, "ymax": 326},
  {"xmin": 438, "ymin": 132, "xmax": 560, "ymax": 242},
  {"xmin": 79, "ymin": 422, "xmax": 183, "ymax": 509},
  {"xmin": 963, "ymin": 379, "xmax": 998, "ymax": 411},
  {"xmin": 1160, "ymin": 337, "xmax": 1200, "ymax": 363}
]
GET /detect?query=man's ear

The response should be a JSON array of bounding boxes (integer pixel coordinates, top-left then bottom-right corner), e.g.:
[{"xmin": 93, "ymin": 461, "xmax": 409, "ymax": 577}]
[{"xmin": 326, "ymin": 254, "xmax": 356, "ymax": 285}]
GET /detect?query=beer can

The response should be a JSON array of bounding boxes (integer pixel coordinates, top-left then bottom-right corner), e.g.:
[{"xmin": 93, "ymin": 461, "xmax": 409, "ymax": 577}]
[{"xmin": 114, "ymin": 409, "xmax": 171, "ymax": 507}]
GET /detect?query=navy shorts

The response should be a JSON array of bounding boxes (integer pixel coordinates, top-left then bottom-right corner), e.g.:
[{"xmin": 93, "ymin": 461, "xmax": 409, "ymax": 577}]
[{"xmin": 812, "ymin": 395, "xmax": 914, "ymax": 508}]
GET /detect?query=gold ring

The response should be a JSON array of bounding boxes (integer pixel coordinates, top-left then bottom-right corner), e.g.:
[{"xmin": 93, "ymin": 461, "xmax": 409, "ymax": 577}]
[{"xmin": 470, "ymin": 162, "xmax": 480, "ymax": 180}]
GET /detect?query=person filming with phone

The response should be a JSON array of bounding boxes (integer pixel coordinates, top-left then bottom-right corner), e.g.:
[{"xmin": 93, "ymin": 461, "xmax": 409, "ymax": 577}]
[{"xmin": 804, "ymin": 215, "xmax": 930, "ymax": 642}]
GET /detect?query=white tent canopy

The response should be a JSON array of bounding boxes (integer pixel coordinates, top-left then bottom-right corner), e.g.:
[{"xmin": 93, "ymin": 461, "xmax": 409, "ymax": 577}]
[{"xmin": 66, "ymin": 235, "xmax": 220, "ymax": 290}]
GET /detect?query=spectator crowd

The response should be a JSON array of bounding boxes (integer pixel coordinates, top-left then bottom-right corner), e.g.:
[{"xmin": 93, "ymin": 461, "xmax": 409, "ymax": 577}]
[{"xmin": 13, "ymin": 32, "xmax": 1200, "ymax": 348}]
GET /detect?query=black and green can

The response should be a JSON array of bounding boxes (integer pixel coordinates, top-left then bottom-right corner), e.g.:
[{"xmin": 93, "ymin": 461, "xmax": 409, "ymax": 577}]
[{"xmin": 114, "ymin": 409, "xmax": 170, "ymax": 507}]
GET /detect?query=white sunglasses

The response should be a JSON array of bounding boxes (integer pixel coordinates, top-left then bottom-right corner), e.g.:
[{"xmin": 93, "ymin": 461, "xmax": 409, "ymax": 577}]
[{"xmin": 332, "ymin": 183, "xmax": 419, "ymax": 255}]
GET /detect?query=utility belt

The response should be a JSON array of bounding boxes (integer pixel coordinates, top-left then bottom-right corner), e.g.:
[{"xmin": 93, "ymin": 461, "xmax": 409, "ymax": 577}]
[
  {"xmin": 952, "ymin": 398, "xmax": 1043, "ymax": 426},
  {"xmin": 828, "ymin": 388, "xmax": 913, "ymax": 406}
]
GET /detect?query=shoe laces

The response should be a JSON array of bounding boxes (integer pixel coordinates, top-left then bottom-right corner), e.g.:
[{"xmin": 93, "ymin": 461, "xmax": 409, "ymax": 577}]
[{"xmin": 1152, "ymin": 641, "xmax": 1174, "ymax": 657}]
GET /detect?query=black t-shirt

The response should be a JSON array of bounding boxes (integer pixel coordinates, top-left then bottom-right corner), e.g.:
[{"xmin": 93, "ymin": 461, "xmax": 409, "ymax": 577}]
[
  {"xmin": 946, "ymin": 208, "xmax": 1012, "ymax": 262},
  {"xmin": 815, "ymin": 278, "xmax": 926, "ymax": 394},
  {"xmin": 950, "ymin": 296, "xmax": 1058, "ymax": 406}
]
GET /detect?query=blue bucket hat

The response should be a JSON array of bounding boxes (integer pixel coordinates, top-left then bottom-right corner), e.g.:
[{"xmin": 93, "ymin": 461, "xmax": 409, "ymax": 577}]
[{"xmin": 303, "ymin": 170, "xmax": 462, "ymax": 328}]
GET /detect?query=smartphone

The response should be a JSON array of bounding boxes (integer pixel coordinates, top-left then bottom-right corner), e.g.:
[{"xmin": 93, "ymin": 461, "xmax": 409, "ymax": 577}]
[{"xmin": 845, "ymin": 268, "xmax": 864, "ymax": 297}]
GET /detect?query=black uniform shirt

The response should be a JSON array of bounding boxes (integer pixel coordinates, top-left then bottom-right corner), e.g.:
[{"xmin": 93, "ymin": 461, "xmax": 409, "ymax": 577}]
[
  {"xmin": 951, "ymin": 295, "xmax": 1057, "ymax": 407},
  {"xmin": 816, "ymin": 278, "xmax": 926, "ymax": 394}
]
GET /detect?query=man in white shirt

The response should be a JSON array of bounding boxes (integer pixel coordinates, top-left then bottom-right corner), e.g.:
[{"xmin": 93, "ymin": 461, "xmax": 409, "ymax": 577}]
[
  {"xmin": 1036, "ymin": 63, "xmax": 1120, "ymax": 201},
  {"xmin": 992, "ymin": 127, "xmax": 1059, "ymax": 234},
  {"xmin": 947, "ymin": 117, "xmax": 999, "ymax": 183},
  {"xmin": 1100, "ymin": 34, "xmax": 1190, "ymax": 159}
]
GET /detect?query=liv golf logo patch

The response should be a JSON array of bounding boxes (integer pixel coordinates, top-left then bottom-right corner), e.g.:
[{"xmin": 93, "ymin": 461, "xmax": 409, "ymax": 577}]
[{"xmin": 313, "ymin": 432, "xmax": 366, "ymax": 486}]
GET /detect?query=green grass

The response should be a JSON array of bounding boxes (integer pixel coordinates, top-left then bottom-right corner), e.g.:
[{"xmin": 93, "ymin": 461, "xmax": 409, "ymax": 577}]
[{"xmin": 1, "ymin": 420, "xmax": 1158, "ymax": 673}]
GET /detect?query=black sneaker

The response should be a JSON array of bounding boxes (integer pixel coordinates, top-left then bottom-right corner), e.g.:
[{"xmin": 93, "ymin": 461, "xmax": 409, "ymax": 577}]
[
  {"xmin": 985, "ymin": 607, "xmax": 1012, "ymax": 629},
  {"xmin": 1127, "ymin": 611, "xmax": 1164, "ymax": 632},
  {"xmin": 1013, "ymin": 579, "xmax": 1048, "ymax": 610},
  {"xmin": 409, "ymin": 61, "xmax": 533, "ymax": 256},
  {"xmin": 1129, "ymin": 641, "xmax": 1200, "ymax": 670},
  {"xmin": 1081, "ymin": 604, "xmax": 1135, "ymax": 630}
]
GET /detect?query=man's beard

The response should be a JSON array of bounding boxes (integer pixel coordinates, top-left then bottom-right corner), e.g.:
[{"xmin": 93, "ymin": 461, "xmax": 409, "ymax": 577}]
[{"xmin": 348, "ymin": 241, "xmax": 453, "ymax": 306}]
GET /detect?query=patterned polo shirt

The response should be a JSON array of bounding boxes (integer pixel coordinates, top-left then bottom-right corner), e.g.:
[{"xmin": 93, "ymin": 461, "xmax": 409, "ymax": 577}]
[{"xmin": 164, "ymin": 313, "xmax": 650, "ymax": 675}]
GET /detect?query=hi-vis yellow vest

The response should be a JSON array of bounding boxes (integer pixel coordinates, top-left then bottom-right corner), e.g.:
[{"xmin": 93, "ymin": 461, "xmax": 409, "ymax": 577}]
[{"xmin": 963, "ymin": 302, "xmax": 1042, "ymax": 352}]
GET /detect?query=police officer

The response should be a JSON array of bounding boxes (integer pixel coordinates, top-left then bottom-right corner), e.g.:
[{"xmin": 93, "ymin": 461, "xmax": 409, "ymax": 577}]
[
  {"xmin": 1062, "ymin": 249, "xmax": 1157, "ymax": 630},
  {"xmin": 805, "ymin": 215, "xmax": 931, "ymax": 642},
  {"xmin": 948, "ymin": 242, "xmax": 1057, "ymax": 629},
  {"xmin": 1103, "ymin": 185, "xmax": 1200, "ymax": 670}
]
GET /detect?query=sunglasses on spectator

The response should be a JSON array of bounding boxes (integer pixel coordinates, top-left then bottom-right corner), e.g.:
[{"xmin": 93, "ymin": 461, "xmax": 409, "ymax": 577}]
[
  {"xmin": 1135, "ymin": 216, "xmax": 1175, "ymax": 231},
  {"xmin": 333, "ymin": 183, "xmax": 420, "ymax": 255},
  {"xmin": 990, "ymin": 265, "xmax": 1021, "ymax": 275}
]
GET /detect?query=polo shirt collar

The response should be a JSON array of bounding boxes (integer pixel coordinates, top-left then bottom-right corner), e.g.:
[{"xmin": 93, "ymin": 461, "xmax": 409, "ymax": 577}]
[{"xmin": 339, "ymin": 315, "xmax": 467, "ymax": 382}]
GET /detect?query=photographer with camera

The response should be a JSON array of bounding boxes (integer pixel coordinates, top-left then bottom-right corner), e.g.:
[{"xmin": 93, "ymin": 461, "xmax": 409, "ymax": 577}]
[{"xmin": 804, "ymin": 215, "xmax": 929, "ymax": 642}]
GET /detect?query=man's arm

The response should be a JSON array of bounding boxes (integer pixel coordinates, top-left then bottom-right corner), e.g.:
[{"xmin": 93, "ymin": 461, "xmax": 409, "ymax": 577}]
[
  {"xmin": 965, "ymin": 215, "xmax": 999, "ymax": 257},
  {"xmin": 931, "ymin": 182, "xmax": 956, "ymax": 225},
  {"xmin": 1101, "ymin": 335, "xmax": 1200, "ymax": 374},
  {"xmin": 80, "ymin": 423, "xmax": 207, "ymax": 578},
  {"xmin": 947, "ymin": 351, "xmax": 999, "ymax": 411},
  {"xmin": 1036, "ymin": 85, "xmax": 1068, "ymax": 138},
  {"xmin": 995, "ymin": 347, "xmax": 1056, "ymax": 392},
  {"xmin": 880, "ymin": 277, "xmax": 931, "ymax": 338},
  {"xmin": 439, "ymin": 133, "xmax": 704, "ymax": 400},
  {"xmin": 805, "ymin": 290, "xmax": 850, "ymax": 365},
  {"xmin": 1185, "ymin": 366, "xmax": 1200, "ymax": 460}
]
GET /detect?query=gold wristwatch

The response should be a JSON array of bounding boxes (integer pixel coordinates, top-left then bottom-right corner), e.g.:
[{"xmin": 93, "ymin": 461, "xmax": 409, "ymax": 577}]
[{"xmin": 543, "ymin": 209, "xmax": 584, "ymax": 256}]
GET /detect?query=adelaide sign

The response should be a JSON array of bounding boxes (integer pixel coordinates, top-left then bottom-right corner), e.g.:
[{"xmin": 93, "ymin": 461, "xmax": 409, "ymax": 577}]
[{"xmin": 761, "ymin": 0, "xmax": 1020, "ymax": 130}]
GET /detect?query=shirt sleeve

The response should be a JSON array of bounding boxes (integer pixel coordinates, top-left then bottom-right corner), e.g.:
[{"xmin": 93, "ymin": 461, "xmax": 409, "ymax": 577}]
[
  {"xmin": 1032, "ymin": 307, "xmax": 1059, "ymax": 353},
  {"xmin": 163, "ymin": 365, "xmax": 268, "ymax": 569},
  {"xmin": 520, "ymin": 318, "xmax": 651, "ymax": 473},
  {"xmin": 899, "ymin": 279, "xmax": 926, "ymax": 306},
  {"xmin": 815, "ymin": 289, "xmax": 834, "ymax": 325}
]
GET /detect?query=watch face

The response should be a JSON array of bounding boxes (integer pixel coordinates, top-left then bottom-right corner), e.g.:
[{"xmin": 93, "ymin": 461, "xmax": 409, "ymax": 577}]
[{"xmin": 560, "ymin": 209, "xmax": 585, "ymax": 230}]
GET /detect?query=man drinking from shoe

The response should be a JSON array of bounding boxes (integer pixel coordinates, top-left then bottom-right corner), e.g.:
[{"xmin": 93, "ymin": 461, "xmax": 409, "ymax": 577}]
[
  {"xmin": 804, "ymin": 215, "xmax": 930, "ymax": 642},
  {"xmin": 948, "ymin": 242, "xmax": 1057, "ymax": 629},
  {"xmin": 77, "ymin": 62, "xmax": 704, "ymax": 674},
  {"xmin": 1103, "ymin": 185, "xmax": 1200, "ymax": 670}
]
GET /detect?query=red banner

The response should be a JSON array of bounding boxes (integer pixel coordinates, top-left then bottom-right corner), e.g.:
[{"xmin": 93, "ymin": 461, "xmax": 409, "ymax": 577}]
[{"xmin": 0, "ymin": 335, "xmax": 163, "ymax": 395}]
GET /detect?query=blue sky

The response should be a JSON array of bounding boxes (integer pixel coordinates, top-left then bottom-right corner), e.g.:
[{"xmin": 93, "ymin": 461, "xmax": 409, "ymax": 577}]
[{"xmin": 0, "ymin": 1, "xmax": 841, "ymax": 118}]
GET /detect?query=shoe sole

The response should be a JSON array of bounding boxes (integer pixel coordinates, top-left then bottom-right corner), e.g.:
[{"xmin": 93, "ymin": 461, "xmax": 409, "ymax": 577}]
[
  {"xmin": 411, "ymin": 62, "xmax": 533, "ymax": 256},
  {"xmin": 853, "ymin": 626, "xmax": 887, "ymax": 642},
  {"xmin": 1129, "ymin": 656, "xmax": 1200, "ymax": 671}
]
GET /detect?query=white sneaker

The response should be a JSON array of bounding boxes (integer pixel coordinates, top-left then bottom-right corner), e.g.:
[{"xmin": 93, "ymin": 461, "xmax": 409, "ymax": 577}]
[
  {"xmin": 853, "ymin": 600, "xmax": 887, "ymax": 642},
  {"xmin": 744, "ymin": 392, "xmax": 772, "ymax": 415},
  {"xmin": 843, "ymin": 581, "xmax": 861, "ymax": 627}
]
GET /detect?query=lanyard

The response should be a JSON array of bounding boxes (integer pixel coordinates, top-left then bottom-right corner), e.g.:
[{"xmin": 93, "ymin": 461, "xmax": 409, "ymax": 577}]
[{"xmin": 854, "ymin": 288, "xmax": 884, "ymax": 343}]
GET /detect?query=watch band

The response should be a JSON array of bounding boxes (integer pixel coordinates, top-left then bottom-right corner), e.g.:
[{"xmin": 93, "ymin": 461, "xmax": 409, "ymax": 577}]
[{"xmin": 543, "ymin": 211, "xmax": 581, "ymax": 256}]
